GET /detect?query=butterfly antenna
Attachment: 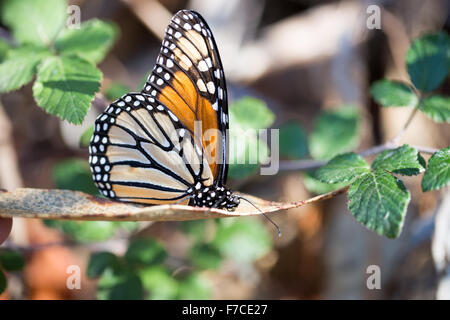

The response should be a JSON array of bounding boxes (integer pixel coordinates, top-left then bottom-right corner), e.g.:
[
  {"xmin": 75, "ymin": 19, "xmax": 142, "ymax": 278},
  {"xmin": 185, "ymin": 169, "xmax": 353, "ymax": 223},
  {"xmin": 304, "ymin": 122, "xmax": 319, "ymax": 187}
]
[{"xmin": 237, "ymin": 196, "xmax": 281, "ymax": 238}]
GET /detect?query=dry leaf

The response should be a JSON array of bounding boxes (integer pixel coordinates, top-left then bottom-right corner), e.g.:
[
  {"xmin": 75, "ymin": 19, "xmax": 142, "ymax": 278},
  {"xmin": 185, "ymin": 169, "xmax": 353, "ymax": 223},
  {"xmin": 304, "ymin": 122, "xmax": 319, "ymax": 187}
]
[{"xmin": 0, "ymin": 188, "xmax": 347, "ymax": 221}]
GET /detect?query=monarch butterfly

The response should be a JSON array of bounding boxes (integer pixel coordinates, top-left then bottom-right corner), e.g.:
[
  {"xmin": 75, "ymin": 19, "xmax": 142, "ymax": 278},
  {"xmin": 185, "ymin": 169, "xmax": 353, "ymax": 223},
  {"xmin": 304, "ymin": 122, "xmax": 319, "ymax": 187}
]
[{"xmin": 89, "ymin": 9, "xmax": 240, "ymax": 210}]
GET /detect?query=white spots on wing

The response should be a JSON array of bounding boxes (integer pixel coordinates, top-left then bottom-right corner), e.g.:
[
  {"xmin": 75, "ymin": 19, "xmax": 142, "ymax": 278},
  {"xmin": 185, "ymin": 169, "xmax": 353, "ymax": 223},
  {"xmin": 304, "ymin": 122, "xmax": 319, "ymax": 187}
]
[
  {"xmin": 179, "ymin": 128, "xmax": 185, "ymax": 137},
  {"xmin": 183, "ymin": 14, "xmax": 189, "ymax": 20},
  {"xmin": 207, "ymin": 81, "xmax": 215, "ymax": 94},
  {"xmin": 156, "ymin": 78, "xmax": 164, "ymax": 86},
  {"xmin": 197, "ymin": 79, "xmax": 207, "ymax": 92},
  {"xmin": 183, "ymin": 23, "xmax": 191, "ymax": 30},
  {"xmin": 115, "ymin": 108, "xmax": 121, "ymax": 114},
  {"xmin": 150, "ymin": 75, "xmax": 155, "ymax": 82},
  {"xmin": 164, "ymin": 73, "xmax": 170, "ymax": 80},
  {"xmin": 163, "ymin": 48, "xmax": 168, "ymax": 54},
  {"xmin": 145, "ymin": 85, "xmax": 151, "ymax": 91},
  {"xmin": 100, "ymin": 115, "xmax": 107, "ymax": 121},
  {"xmin": 146, "ymin": 105, "xmax": 153, "ymax": 111},
  {"xmin": 117, "ymin": 101, "xmax": 125, "ymax": 107},
  {"xmin": 158, "ymin": 57, "xmax": 164, "ymax": 64},
  {"xmin": 222, "ymin": 112, "xmax": 228, "ymax": 124},
  {"xmin": 202, "ymin": 29, "xmax": 207, "ymax": 36},
  {"xmin": 170, "ymin": 43, "xmax": 176, "ymax": 50},
  {"xmin": 104, "ymin": 165, "xmax": 110, "ymax": 172},
  {"xmin": 107, "ymin": 107, "xmax": 114, "ymax": 113},
  {"xmin": 193, "ymin": 24, "xmax": 201, "ymax": 32},
  {"xmin": 198, "ymin": 60, "xmax": 208, "ymax": 72},
  {"xmin": 188, "ymin": 13, "xmax": 194, "ymax": 19},
  {"xmin": 102, "ymin": 137, "xmax": 108, "ymax": 144},
  {"xmin": 218, "ymin": 87, "xmax": 223, "ymax": 100},
  {"xmin": 205, "ymin": 57, "xmax": 212, "ymax": 68},
  {"xmin": 137, "ymin": 95, "xmax": 145, "ymax": 101},
  {"xmin": 94, "ymin": 135, "xmax": 100, "ymax": 143},
  {"xmin": 174, "ymin": 31, "xmax": 182, "ymax": 39},
  {"xmin": 103, "ymin": 123, "xmax": 108, "ymax": 131},
  {"xmin": 125, "ymin": 96, "xmax": 132, "ymax": 102},
  {"xmin": 195, "ymin": 182, "xmax": 201, "ymax": 190},
  {"xmin": 174, "ymin": 18, "xmax": 181, "ymax": 24},
  {"xmin": 157, "ymin": 105, "xmax": 164, "ymax": 111},
  {"xmin": 212, "ymin": 101, "xmax": 218, "ymax": 111},
  {"xmin": 168, "ymin": 110, "xmax": 178, "ymax": 122},
  {"xmin": 100, "ymin": 157, "xmax": 106, "ymax": 165},
  {"xmin": 156, "ymin": 67, "xmax": 162, "ymax": 73},
  {"xmin": 99, "ymin": 144, "xmax": 105, "ymax": 152},
  {"xmin": 166, "ymin": 59, "xmax": 174, "ymax": 68},
  {"xmin": 133, "ymin": 100, "xmax": 140, "ymax": 107},
  {"xmin": 151, "ymin": 90, "xmax": 157, "ymax": 96},
  {"xmin": 92, "ymin": 156, "xmax": 98, "ymax": 164}
]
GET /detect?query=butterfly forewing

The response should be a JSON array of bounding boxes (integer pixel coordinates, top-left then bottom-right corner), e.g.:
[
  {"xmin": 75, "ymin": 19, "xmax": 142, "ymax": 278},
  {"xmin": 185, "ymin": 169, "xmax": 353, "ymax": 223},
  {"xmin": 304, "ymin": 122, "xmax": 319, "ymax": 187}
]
[{"xmin": 142, "ymin": 10, "xmax": 229, "ymax": 184}]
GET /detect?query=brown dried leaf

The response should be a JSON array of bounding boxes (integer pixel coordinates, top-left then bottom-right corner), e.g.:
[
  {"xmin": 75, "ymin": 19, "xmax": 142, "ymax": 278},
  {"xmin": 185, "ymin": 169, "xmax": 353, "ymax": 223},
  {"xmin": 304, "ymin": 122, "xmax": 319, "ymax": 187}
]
[{"xmin": 0, "ymin": 188, "xmax": 347, "ymax": 221}]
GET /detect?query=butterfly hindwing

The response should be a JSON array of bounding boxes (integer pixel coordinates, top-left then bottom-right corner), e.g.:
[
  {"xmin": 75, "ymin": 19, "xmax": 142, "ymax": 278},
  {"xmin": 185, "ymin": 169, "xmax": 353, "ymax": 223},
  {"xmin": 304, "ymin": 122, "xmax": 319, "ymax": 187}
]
[
  {"xmin": 142, "ymin": 9, "xmax": 228, "ymax": 184},
  {"xmin": 89, "ymin": 92, "xmax": 214, "ymax": 204}
]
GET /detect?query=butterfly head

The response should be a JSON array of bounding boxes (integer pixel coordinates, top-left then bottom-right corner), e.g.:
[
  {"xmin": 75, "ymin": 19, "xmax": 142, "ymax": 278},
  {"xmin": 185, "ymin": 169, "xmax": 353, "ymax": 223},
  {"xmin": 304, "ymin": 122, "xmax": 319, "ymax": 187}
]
[{"xmin": 189, "ymin": 185, "xmax": 240, "ymax": 211}]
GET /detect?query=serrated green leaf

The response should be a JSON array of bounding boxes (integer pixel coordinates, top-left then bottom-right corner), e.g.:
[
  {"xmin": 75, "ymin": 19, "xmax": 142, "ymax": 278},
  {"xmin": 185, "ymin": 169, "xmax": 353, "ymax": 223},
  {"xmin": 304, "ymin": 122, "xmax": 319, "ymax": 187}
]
[
  {"xmin": 316, "ymin": 153, "xmax": 370, "ymax": 184},
  {"xmin": 189, "ymin": 243, "xmax": 222, "ymax": 270},
  {"xmin": 87, "ymin": 252, "xmax": 118, "ymax": 278},
  {"xmin": 0, "ymin": 250, "xmax": 25, "ymax": 271},
  {"xmin": 418, "ymin": 95, "xmax": 450, "ymax": 123},
  {"xmin": 177, "ymin": 274, "xmax": 211, "ymax": 300},
  {"xmin": 104, "ymin": 83, "xmax": 130, "ymax": 101},
  {"xmin": 33, "ymin": 56, "xmax": 102, "ymax": 124},
  {"xmin": 302, "ymin": 172, "xmax": 347, "ymax": 194},
  {"xmin": 309, "ymin": 106, "xmax": 360, "ymax": 160},
  {"xmin": 125, "ymin": 238, "xmax": 167, "ymax": 266},
  {"xmin": 1, "ymin": 0, "xmax": 67, "ymax": 46},
  {"xmin": 0, "ymin": 46, "xmax": 51, "ymax": 93},
  {"xmin": 229, "ymin": 97, "xmax": 275, "ymax": 130},
  {"xmin": 51, "ymin": 158, "xmax": 98, "ymax": 195},
  {"xmin": 371, "ymin": 145, "xmax": 425, "ymax": 175},
  {"xmin": 212, "ymin": 218, "xmax": 271, "ymax": 263},
  {"xmin": 348, "ymin": 170, "xmax": 410, "ymax": 238},
  {"xmin": 406, "ymin": 32, "xmax": 450, "ymax": 92},
  {"xmin": 79, "ymin": 125, "xmax": 94, "ymax": 148},
  {"xmin": 139, "ymin": 266, "xmax": 178, "ymax": 300},
  {"xmin": 370, "ymin": 79, "xmax": 418, "ymax": 107},
  {"xmin": 0, "ymin": 269, "xmax": 6, "ymax": 295},
  {"xmin": 422, "ymin": 147, "xmax": 450, "ymax": 192},
  {"xmin": 279, "ymin": 121, "xmax": 308, "ymax": 159},
  {"xmin": 55, "ymin": 19, "xmax": 118, "ymax": 64}
]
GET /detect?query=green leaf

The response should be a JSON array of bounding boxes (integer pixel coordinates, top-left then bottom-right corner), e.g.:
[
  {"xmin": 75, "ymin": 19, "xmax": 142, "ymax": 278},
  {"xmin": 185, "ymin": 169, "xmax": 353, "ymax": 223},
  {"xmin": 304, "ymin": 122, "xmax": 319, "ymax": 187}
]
[
  {"xmin": 212, "ymin": 218, "xmax": 272, "ymax": 263},
  {"xmin": 422, "ymin": 147, "xmax": 450, "ymax": 192},
  {"xmin": 371, "ymin": 145, "xmax": 425, "ymax": 176},
  {"xmin": 370, "ymin": 79, "xmax": 418, "ymax": 107},
  {"xmin": 55, "ymin": 19, "xmax": 118, "ymax": 64},
  {"xmin": 139, "ymin": 266, "xmax": 178, "ymax": 300},
  {"xmin": 348, "ymin": 170, "xmax": 410, "ymax": 238},
  {"xmin": 302, "ymin": 172, "xmax": 347, "ymax": 194},
  {"xmin": 406, "ymin": 32, "xmax": 450, "ymax": 92},
  {"xmin": 51, "ymin": 158, "xmax": 98, "ymax": 195},
  {"xmin": 33, "ymin": 55, "xmax": 102, "ymax": 124},
  {"xmin": 279, "ymin": 121, "xmax": 308, "ymax": 159},
  {"xmin": 125, "ymin": 238, "xmax": 167, "ymax": 266},
  {"xmin": 177, "ymin": 274, "xmax": 211, "ymax": 300},
  {"xmin": 180, "ymin": 220, "xmax": 207, "ymax": 239},
  {"xmin": 316, "ymin": 153, "xmax": 370, "ymax": 184},
  {"xmin": 0, "ymin": 46, "xmax": 51, "ymax": 93},
  {"xmin": 189, "ymin": 243, "xmax": 222, "ymax": 270},
  {"xmin": 308, "ymin": 106, "xmax": 360, "ymax": 160},
  {"xmin": 104, "ymin": 83, "xmax": 131, "ymax": 101},
  {"xmin": 0, "ymin": 250, "xmax": 25, "ymax": 271},
  {"xmin": 228, "ymin": 129, "xmax": 269, "ymax": 179},
  {"xmin": 1, "ymin": 0, "xmax": 67, "ymax": 46},
  {"xmin": 0, "ymin": 39, "xmax": 10, "ymax": 62},
  {"xmin": 79, "ymin": 125, "xmax": 94, "ymax": 148},
  {"xmin": 229, "ymin": 97, "xmax": 275, "ymax": 130},
  {"xmin": 0, "ymin": 269, "xmax": 6, "ymax": 295},
  {"xmin": 97, "ymin": 269, "xmax": 144, "ymax": 300},
  {"xmin": 418, "ymin": 95, "xmax": 450, "ymax": 123},
  {"xmin": 87, "ymin": 252, "xmax": 118, "ymax": 278},
  {"xmin": 44, "ymin": 220, "xmax": 119, "ymax": 242}
]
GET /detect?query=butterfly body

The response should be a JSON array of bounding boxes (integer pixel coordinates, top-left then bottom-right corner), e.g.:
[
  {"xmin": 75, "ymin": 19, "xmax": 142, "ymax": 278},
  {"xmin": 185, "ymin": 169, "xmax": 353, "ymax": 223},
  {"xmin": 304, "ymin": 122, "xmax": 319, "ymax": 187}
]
[{"xmin": 89, "ymin": 10, "xmax": 239, "ymax": 211}]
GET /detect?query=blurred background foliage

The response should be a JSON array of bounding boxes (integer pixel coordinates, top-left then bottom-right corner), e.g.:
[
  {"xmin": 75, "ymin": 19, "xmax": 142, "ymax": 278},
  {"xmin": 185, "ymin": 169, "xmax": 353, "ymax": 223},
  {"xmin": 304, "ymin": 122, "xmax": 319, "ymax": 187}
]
[{"xmin": 0, "ymin": 0, "xmax": 449, "ymax": 300}]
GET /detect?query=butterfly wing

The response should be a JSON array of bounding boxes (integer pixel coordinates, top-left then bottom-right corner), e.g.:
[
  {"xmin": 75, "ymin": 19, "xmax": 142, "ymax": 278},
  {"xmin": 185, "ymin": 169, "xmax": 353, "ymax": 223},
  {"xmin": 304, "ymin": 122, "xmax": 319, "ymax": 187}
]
[
  {"xmin": 142, "ymin": 9, "xmax": 229, "ymax": 185},
  {"xmin": 89, "ymin": 92, "xmax": 213, "ymax": 204}
]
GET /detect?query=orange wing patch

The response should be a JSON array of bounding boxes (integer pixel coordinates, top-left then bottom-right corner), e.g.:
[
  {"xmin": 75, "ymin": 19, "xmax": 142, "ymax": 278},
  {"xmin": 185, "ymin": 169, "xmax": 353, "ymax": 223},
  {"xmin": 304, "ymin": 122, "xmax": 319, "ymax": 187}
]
[{"xmin": 157, "ymin": 71, "xmax": 220, "ymax": 177}]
